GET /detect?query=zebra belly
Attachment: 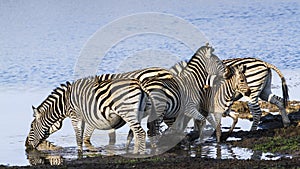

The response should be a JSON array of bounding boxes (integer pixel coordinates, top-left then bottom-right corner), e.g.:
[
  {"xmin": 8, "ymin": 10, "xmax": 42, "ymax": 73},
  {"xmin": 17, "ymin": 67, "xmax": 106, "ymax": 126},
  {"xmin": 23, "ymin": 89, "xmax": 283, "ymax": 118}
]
[{"xmin": 86, "ymin": 112, "xmax": 125, "ymax": 130}]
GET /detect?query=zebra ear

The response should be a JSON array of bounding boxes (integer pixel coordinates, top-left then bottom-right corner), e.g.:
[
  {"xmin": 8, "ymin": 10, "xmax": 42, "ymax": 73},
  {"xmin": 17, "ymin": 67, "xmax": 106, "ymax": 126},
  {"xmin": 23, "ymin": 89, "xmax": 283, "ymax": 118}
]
[
  {"xmin": 32, "ymin": 106, "xmax": 40, "ymax": 118},
  {"xmin": 223, "ymin": 67, "xmax": 232, "ymax": 79},
  {"xmin": 204, "ymin": 44, "xmax": 213, "ymax": 58},
  {"xmin": 239, "ymin": 65, "xmax": 247, "ymax": 73}
]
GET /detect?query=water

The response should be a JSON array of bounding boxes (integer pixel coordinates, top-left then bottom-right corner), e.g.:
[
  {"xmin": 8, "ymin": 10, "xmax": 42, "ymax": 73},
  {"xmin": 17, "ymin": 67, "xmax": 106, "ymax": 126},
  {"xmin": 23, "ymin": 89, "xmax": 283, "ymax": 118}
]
[{"xmin": 1, "ymin": 0, "xmax": 300, "ymax": 166}]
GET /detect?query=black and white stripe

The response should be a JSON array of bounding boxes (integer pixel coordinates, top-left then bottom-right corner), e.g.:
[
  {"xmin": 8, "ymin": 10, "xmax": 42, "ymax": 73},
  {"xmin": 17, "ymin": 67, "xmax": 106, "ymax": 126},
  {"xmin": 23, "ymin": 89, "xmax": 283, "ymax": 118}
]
[
  {"xmin": 25, "ymin": 83, "xmax": 71, "ymax": 149},
  {"xmin": 43, "ymin": 67, "xmax": 173, "ymax": 148},
  {"xmin": 83, "ymin": 45, "xmax": 228, "ymax": 146},
  {"xmin": 223, "ymin": 58, "xmax": 290, "ymax": 131},
  {"xmin": 167, "ymin": 61, "xmax": 251, "ymax": 142},
  {"xmin": 69, "ymin": 77, "xmax": 154, "ymax": 154},
  {"xmin": 174, "ymin": 57, "xmax": 290, "ymax": 133},
  {"xmin": 87, "ymin": 45, "xmax": 240, "ymax": 144},
  {"xmin": 25, "ymin": 77, "xmax": 156, "ymax": 154},
  {"xmin": 129, "ymin": 44, "xmax": 231, "ymax": 144}
]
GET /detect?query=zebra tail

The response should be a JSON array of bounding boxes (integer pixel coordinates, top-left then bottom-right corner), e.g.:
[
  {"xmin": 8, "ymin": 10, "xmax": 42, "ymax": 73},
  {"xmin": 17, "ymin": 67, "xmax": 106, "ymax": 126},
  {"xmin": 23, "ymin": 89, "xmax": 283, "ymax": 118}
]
[
  {"xmin": 140, "ymin": 83, "xmax": 157, "ymax": 119},
  {"xmin": 265, "ymin": 62, "xmax": 289, "ymax": 108},
  {"xmin": 281, "ymin": 77, "xmax": 289, "ymax": 108}
]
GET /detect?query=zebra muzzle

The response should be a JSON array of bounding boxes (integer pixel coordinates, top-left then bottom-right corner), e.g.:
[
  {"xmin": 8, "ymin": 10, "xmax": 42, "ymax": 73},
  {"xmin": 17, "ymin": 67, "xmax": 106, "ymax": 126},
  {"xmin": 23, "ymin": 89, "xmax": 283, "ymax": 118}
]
[{"xmin": 25, "ymin": 137, "xmax": 34, "ymax": 150}]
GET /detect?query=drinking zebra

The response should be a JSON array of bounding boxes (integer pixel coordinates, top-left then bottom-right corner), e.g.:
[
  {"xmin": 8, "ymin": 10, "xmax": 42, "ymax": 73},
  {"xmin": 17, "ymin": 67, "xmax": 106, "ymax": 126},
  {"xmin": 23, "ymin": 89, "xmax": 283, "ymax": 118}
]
[
  {"xmin": 223, "ymin": 58, "xmax": 290, "ymax": 131},
  {"xmin": 25, "ymin": 77, "xmax": 160, "ymax": 154},
  {"xmin": 44, "ymin": 67, "xmax": 174, "ymax": 149}
]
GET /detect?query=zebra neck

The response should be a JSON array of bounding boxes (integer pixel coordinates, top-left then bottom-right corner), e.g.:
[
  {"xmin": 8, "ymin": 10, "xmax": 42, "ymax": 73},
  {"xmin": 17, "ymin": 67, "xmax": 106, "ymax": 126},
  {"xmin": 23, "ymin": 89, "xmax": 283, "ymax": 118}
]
[
  {"xmin": 179, "ymin": 54, "xmax": 207, "ymax": 87},
  {"xmin": 176, "ymin": 69, "xmax": 205, "ymax": 93},
  {"xmin": 38, "ymin": 84, "xmax": 70, "ymax": 125},
  {"xmin": 215, "ymin": 79, "xmax": 235, "ymax": 111}
]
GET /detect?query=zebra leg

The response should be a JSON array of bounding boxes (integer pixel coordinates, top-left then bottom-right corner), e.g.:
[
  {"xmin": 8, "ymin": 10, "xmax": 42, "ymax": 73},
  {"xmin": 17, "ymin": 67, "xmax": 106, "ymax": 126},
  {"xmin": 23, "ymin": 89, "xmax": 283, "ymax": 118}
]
[
  {"xmin": 206, "ymin": 113, "xmax": 217, "ymax": 129},
  {"xmin": 185, "ymin": 107, "xmax": 206, "ymax": 123},
  {"xmin": 83, "ymin": 124, "xmax": 95, "ymax": 147},
  {"xmin": 83, "ymin": 124, "xmax": 102, "ymax": 151},
  {"xmin": 130, "ymin": 123, "xmax": 146, "ymax": 154},
  {"xmin": 248, "ymin": 99, "xmax": 262, "ymax": 131},
  {"xmin": 214, "ymin": 112, "xmax": 223, "ymax": 143},
  {"xmin": 147, "ymin": 115, "xmax": 164, "ymax": 148},
  {"xmin": 125, "ymin": 129, "xmax": 133, "ymax": 151},
  {"xmin": 70, "ymin": 117, "xmax": 85, "ymax": 153},
  {"xmin": 228, "ymin": 111, "xmax": 239, "ymax": 134},
  {"xmin": 120, "ymin": 111, "xmax": 146, "ymax": 154},
  {"xmin": 146, "ymin": 94, "xmax": 167, "ymax": 148},
  {"xmin": 267, "ymin": 94, "xmax": 290, "ymax": 127},
  {"xmin": 194, "ymin": 119, "xmax": 206, "ymax": 142},
  {"xmin": 108, "ymin": 129, "xmax": 116, "ymax": 145},
  {"xmin": 146, "ymin": 114, "xmax": 159, "ymax": 137}
]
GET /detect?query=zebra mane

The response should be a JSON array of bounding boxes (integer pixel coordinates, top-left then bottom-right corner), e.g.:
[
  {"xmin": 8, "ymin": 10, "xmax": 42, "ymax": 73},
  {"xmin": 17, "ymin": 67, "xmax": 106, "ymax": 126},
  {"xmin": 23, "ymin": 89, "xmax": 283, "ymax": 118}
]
[
  {"xmin": 94, "ymin": 75, "xmax": 113, "ymax": 87},
  {"xmin": 185, "ymin": 44, "xmax": 224, "ymax": 73},
  {"xmin": 169, "ymin": 61, "xmax": 187, "ymax": 75},
  {"xmin": 34, "ymin": 81, "xmax": 71, "ymax": 118},
  {"xmin": 181, "ymin": 44, "xmax": 226, "ymax": 87}
]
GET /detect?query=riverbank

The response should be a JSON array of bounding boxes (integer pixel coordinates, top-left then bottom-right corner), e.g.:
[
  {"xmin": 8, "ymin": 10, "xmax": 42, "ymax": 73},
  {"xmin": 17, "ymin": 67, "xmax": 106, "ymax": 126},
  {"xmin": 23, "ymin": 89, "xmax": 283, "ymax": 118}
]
[{"xmin": 2, "ymin": 101, "xmax": 300, "ymax": 169}]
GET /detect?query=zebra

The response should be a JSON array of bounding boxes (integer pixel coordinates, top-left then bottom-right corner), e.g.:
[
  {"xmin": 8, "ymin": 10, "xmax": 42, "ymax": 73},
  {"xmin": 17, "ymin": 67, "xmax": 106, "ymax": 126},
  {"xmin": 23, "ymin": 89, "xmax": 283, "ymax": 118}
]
[
  {"xmin": 25, "ymin": 76, "xmax": 159, "ymax": 154},
  {"xmin": 43, "ymin": 67, "xmax": 174, "ymax": 149},
  {"xmin": 223, "ymin": 58, "xmax": 290, "ymax": 131},
  {"xmin": 162, "ymin": 61, "xmax": 250, "ymax": 142},
  {"xmin": 96, "ymin": 44, "xmax": 230, "ymax": 145},
  {"xmin": 172, "ymin": 58, "xmax": 290, "ymax": 133},
  {"xmin": 82, "ymin": 44, "xmax": 250, "ymax": 145},
  {"xmin": 52, "ymin": 44, "xmax": 228, "ymax": 149}
]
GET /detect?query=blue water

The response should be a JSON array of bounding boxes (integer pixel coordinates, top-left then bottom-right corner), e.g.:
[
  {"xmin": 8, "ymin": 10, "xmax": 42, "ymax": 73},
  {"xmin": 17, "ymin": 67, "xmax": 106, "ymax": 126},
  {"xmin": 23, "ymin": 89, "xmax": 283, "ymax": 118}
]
[
  {"xmin": 1, "ymin": 0, "xmax": 300, "ymax": 90},
  {"xmin": 0, "ymin": 0, "xmax": 300, "ymax": 166}
]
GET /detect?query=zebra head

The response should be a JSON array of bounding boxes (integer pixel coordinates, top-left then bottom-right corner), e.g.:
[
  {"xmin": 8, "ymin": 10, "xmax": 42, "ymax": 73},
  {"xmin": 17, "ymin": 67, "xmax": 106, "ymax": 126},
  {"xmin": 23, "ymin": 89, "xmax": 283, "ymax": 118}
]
[
  {"xmin": 25, "ymin": 83, "xmax": 70, "ymax": 150},
  {"xmin": 224, "ymin": 65, "xmax": 251, "ymax": 97},
  {"xmin": 25, "ymin": 106, "xmax": 51, "ymax": 150}
]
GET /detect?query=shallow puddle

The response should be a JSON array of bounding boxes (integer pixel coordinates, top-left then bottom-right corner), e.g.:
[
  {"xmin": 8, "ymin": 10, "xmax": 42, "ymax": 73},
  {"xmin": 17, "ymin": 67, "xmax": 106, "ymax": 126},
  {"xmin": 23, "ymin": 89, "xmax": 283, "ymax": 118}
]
[{"xmin": 24, "ymin": 117, "xmax": 295, "ymax": 166}]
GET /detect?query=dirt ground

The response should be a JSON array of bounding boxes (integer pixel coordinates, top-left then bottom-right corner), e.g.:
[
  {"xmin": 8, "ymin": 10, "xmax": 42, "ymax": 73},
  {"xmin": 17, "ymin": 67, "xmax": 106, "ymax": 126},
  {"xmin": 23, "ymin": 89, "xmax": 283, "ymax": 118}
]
[{"xmin": 2, "ymin": 101, "xmax": 300, "ymax": 169}]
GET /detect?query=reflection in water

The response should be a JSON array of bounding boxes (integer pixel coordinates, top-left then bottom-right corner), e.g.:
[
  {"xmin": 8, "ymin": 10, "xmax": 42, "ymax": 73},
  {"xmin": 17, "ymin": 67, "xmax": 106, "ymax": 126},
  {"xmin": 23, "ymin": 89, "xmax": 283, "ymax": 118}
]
[
  {"xmin": 25, "ymin": 138, "xmax": 293, "ymax": 166},
  {"xmin": 185, "ymin": 139, "xmax": 293, "ymax": 161},
  {"xmin": 186, "ymin": 141, "xmax": 255, "ymax": 160},
  {"xmin": 25, "ymin": 141, "xmax": 64, "ymax": 166},
  {"xmin": 24, "ymin": 117, "xmax": 294, "ymax": 166}
]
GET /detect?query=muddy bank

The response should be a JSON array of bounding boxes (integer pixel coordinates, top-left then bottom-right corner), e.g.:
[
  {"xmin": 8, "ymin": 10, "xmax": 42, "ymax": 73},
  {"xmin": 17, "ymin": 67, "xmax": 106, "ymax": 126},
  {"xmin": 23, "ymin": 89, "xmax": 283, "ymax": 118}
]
[
  {"xmin": 5, "ymin": 142, "xmax": 299, "ymax": 169},
  {"xmin": 4, "ymin": 125, "xmax": 300, "ymax": 169},
  {"xmin": 231, "ymin": 100, "xmax": 300, "ymax": 119},
  {"xmin": 18, "ymin": 152, "xmax": 299, "ymax": 169},
  {"xmin": 2, "ymin": 101, "xmax": 300, "ymax": 169}
]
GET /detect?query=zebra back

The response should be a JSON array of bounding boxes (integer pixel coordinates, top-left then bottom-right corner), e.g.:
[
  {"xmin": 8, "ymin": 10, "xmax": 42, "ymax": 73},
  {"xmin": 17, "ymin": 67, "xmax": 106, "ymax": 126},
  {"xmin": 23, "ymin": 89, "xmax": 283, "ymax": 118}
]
[
  {"xmin": 97, "ymin": 67, "xmax": 173, "ymax": 82},
  {"xmin": 223, "ymin": 57, "xmax": 289, "ymax": 108},
  {"xmin": 70, "ymin": 77, "xmax": 150, "ymax": 129}
]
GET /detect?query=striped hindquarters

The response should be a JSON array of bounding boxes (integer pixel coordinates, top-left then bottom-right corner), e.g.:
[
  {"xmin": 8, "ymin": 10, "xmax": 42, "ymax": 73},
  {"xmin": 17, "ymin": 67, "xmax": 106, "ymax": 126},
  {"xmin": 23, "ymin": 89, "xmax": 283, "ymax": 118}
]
[{"xmin": 70, "ymin": 77, "xmax": 147, "ymax": 130}]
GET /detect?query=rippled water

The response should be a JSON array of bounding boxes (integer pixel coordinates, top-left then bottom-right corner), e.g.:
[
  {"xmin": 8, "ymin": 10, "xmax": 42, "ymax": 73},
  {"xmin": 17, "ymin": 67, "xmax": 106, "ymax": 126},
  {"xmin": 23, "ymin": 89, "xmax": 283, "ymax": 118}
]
[{"xmin": 0, "ymin": 0, "xmax": 300, "ymax": 166}]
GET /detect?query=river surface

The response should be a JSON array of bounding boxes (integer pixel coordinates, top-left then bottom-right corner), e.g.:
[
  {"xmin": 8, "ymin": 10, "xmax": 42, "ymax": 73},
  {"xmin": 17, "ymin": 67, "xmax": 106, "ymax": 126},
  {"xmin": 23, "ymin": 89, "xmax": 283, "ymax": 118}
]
[{"xmin": 0, "ymin": 0, "xmax": 299, "ymax": 166}]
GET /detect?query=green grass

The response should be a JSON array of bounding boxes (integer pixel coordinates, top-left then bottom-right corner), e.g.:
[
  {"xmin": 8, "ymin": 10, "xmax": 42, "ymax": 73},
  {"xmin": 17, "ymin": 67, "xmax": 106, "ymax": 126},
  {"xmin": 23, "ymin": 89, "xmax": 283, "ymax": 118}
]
[{"xmin": 253, "ymin": 136, "xmax": 300, "ymax": 153}]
